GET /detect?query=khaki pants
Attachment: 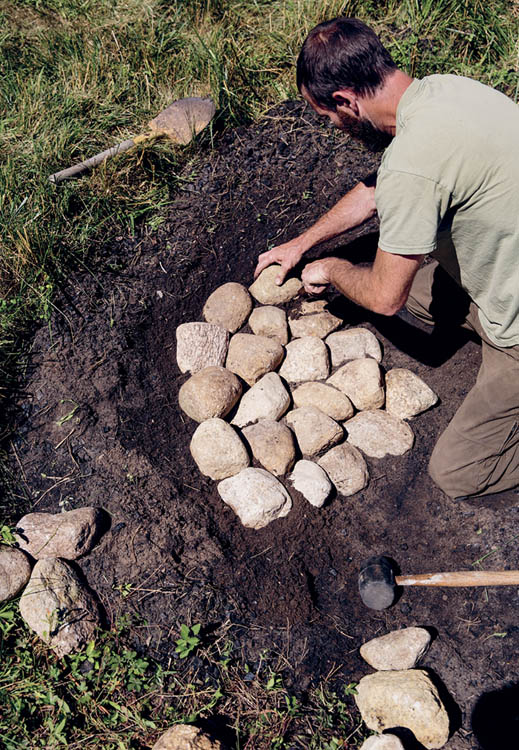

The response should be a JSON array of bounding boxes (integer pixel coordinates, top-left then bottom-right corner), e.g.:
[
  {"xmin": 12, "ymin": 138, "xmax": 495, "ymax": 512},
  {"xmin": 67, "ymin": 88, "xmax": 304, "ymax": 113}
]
[{"xmin": 406, "ymin": 261, "xmax": 519, "ymax": 498}]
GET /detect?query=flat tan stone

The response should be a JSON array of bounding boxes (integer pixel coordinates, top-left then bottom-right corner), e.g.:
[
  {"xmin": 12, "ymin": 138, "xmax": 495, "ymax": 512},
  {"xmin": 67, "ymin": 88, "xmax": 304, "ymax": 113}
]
[
  {"xmin": 279, "ymin": 337, "xmax": 329, "ymax": 383},
  {"xmin": 318, "ymin": 443, "xmax": 369, "ymax": 496},
  {"xmin": 288, "ymin": 310, "xmax": 342, "ymax": 339},
  {"xmin": 360, "ymin": 627, "xmax": 432, "ymax": 671},
  {"xmin": 179, "ymin": 366, "xmax": 242, "ymax": 422},
  {"xmin": 327, "ymin": 358, "xmax": 384, "ymax": 410},
  {"xmin": 345, "ymin": 410, "xmax": 414, "ymax": 458},
  {"xmin": 292, "ymin": 382, "xmax": 354, "ymax": 421},
  {"xmin": 285, "ymin": 407, "xmax": 343, "ymax": 456},
  {"xmin": 0, "ymin": 546, "xmax": 31, "ymax": 602},
  {"xmin": 326, "ymin": 328, "xmax": 382, "ymax": 367},
  {"xmin": 218, "ymin": 468, "xmax": 292, "ymax": 529},
  {"xmin": 249, "ymin": 265, "xmax": 302, "ymax": 304},
  {"xmin": 232, "ymin": 372, "xmax": 290, "ymax": 427},
  {"xmin": 385, "ymin": 368, "xmax": 438, "ymax": 420},
  {"xmin": 248, "ymin": 306, "xmax": 288, "ymax": 345},
  {"xmin": 226, "ymin": 333, "xmax": 284, "ymax": 386},
  {"xmin": 190, "ymin": 418, "xmax": 249, "ymax": 479},
  {"xmin": 360, "ymin": 736, "xmax": 404, "ymax": 750},
  {"xmin": 15, "ymin": 507, "xmax": 104, "ymax": 560},
  {"xmin": 152, "ymin": 724, "xmax": 224, "ymax": 750},
  {"xmin": 176, "ymin": 322, "xmax": 229, "ymax": 374},
  {"xmin": 203, "ymin": 282, "xmax": 253, "ymax": 333},
  {"xmin": 242, "ymin": 419, "xmax": 295, "ymax": 476}
]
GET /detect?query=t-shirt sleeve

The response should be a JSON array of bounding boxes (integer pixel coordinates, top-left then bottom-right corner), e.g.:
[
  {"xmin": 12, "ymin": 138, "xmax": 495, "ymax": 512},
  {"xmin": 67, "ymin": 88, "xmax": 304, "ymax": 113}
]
[{"xmin": 375, "ymin": 167, "xmax": 451, "ymax": 255}]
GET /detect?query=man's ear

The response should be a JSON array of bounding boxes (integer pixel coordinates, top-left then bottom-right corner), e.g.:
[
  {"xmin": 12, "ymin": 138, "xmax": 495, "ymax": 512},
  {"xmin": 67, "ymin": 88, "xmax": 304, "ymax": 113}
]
[{"xmin": 332, "ymin": 89, "xmax": 360, "ymax": 116}]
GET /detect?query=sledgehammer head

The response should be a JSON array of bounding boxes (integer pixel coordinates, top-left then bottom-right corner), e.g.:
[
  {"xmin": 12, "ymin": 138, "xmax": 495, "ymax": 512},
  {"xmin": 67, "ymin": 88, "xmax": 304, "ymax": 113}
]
[{"xmin": 358, "ymin": 556, "xmax": 397, "ymax": 610}]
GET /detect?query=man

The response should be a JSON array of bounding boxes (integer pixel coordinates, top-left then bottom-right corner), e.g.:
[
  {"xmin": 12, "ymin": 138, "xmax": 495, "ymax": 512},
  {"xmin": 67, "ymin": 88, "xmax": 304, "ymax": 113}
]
[{"xmin": 254, "ymin": 17, "xmax": 519, "ymax": 499}]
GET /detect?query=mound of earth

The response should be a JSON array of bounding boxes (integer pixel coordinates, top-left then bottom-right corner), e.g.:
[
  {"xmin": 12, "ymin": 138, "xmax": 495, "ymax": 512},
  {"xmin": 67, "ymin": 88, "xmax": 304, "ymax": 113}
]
[{"xmin": 8, "ymin": 101, "xmax": 519, "ymax": 748}]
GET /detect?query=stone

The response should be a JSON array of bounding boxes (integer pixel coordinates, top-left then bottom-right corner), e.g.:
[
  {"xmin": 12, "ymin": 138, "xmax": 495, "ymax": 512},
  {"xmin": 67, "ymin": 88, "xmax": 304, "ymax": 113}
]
[
  {"xmin": 0, "ymin": 545, "xmax": 32, "ymax": 602},
  {"xmin": 232, "ymin": 372, "xmax": 290, "ymax": 427},
  {"xmin": 345, "ymin": 410, "xmax": 414, "ymax": 458},
  {"xmin": 299, "ymin": 299, "xmax": 329, "ymax": 314},
  {"xmin": 317, "ymin": 443, "xmax": 369, "ymax": 496},
  {"xmin": 288, "ymin": 310, "xmax": 342, "ymax": 339},
  {"xmin": 327, "ymin": 358, "xmax": 384, "ymax": 411},
  {"xmin": 360, "ymin": 736, "xmax": 404, "ymax": 750},
  {"xmin": 203, "ymin": 282, "xmax": 253, "ymax": 333},
  {"xmin": 355, "ymin": 670, "xmax": 450, "ymax": 749},
  {"xmin": 292, "ymin": 382, "xmax": 354, "ymax": 421},
  {"xmin": 19, "ymin": 558, "xmax": 100, "ymax": 657},
  {"xmin": 226, "ymin": 333, "xmax": 284, "ymax": 386},
  {"xmin": 190, "ymin": 418, "xmax": 249, "ymax": 479},
  {"xmin": 242, "ymin": 419, "xmax": 296, "ymax": 476},
  {"xmin": 385, "ymin": 368, "xmax": 438, "ymax": 420},
  {"xmin": 248, "ymin": 306, "xmax": 288, "ymax": 345},
  {"xmin": 285, "ymin": 407, "xmax": 343, "ymax": 456},
  {"xmin": 218, "ymin": 468, "xmax": 292, "ymax": 529},
  {"xmin": 176, "ymin": 322, "xmax": 229, "ymax": 374},
  {"xmin": 151, "ymin": 724, "xmax": 224, "ymax": 750},
  {"xmin": 326, "ymin": 327, "xmax": 382, "ymax": 367},
  {"xmin": 249, "ymin": 265, "xmax": 302, "ymax": 304},
  {"xmin": 179, "ymin": 366, "xmax": 242, "ymax": 422},
  {"xmin": 289, "ymin": 460, "xmax": 332, "ymax": 507},
  {"xmin": 15, "ymin": 507, "xmax": 104, "ymax": 560},
  {"xmin": 360, "ymin": 627, "xmax": 432, "ymax": 671},
  {"xmin": 279, "ymin": 337, "xmax": 329, "ymax": 383}
]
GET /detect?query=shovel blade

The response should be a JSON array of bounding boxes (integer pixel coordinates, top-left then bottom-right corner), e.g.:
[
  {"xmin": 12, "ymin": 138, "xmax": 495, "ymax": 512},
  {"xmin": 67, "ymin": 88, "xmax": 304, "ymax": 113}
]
[{"xmin": 148, "ymin": 97, "xmax": 216, "ymax": 145}]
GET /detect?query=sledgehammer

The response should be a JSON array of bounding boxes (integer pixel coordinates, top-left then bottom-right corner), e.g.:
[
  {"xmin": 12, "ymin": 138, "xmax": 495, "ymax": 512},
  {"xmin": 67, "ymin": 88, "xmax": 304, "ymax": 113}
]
[{"xmin": 359, "ymin": 555, "xmax": 519, "ymax": 610}]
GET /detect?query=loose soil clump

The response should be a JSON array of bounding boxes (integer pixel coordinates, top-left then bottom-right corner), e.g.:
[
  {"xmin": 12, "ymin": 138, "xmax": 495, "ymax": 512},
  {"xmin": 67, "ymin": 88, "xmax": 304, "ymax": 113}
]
[{"xmin": 7, "ymin": 102, "xmax": 519, "ymax": 748}]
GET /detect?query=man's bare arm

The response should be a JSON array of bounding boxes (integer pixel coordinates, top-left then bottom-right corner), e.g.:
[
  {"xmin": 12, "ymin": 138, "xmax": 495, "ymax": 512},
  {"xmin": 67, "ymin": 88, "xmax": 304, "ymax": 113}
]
[
  {"xmin": 301, "ymin": 249, "xmax": 423, "ymax": 315},
  {"xmin": 254, "ymin": 180, "xmax": 377, "ymax": 284}
]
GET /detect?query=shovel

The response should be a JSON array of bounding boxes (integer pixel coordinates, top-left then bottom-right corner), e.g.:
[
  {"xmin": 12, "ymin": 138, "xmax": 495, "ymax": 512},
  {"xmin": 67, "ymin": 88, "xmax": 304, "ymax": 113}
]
[{"xmin": 49, "ymin": 97, "xmax": 216, "ymax": 183}]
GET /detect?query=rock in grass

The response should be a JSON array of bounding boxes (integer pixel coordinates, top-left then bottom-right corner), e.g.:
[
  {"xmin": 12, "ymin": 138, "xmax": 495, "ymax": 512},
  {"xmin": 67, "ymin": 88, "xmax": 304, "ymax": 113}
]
[
  {"xmin": 385, "ymin": 368, "xmax": 438, "ymax": 420},
  {"xmin": 242, "ymin": 419, "xmax": 296, "ymax": 476},
  {"xmin": 360, "ymin": 736, "xmax": 405, "ymax": 750},
  {"xmin": 152, "ymin": 723, "xmax": 225, "ymax": 749},
  {"xmin": 248, "ymin": 305, "xmax": 289, "ymax": 345},
  {"xmin": 203, "ymin": 282, "xmax": 253, "ymax": 333},
  {"xmin": 288, "ymin": 309, "xmax": 342, "ymax": 339},
  {"xmin": 249, "ymin": 265, "xmax": 302, "ymax": 304},
  {"xmin": 289, "ymin": 460, "xmax": 332, "ymax": 507},
  {"xmin": 292, "ymin": 382, "xmax": 354, "ymax": 421},
  {"xmin": 355, "ymin": 670, "xmax": 450, "ymax": 749},
  {"xmin": 285, "ymin": 407, "xmax": 343, "ymax": 456},
  {"xmin": 218, "ymin": 468, "xmax": 292, "ymax": 529},
  {"xmin": 279, "ymin": 337, "xmax": 330, "ymax": 383},
  {"xmin": 317, "ymin": 443, "xmax": 369, "ymax": 496},
  {"xmin": 327, "ymin": 358, "xmax": 384, "ymax": 411},
  {"xmin": 19, "ymin": 558, "xmax": 100, "ymax": 657},
  {"xmin": 231, "ymin": 372, "xmax": 290, "ymax": 427},
  {"xmin": 176, "ymin": 322, "xmax": 229, "ymax": 374},
  {"xmin": 345, "ymin": 410, "xmax": 414, "ymax": 458},
  {"xmin": 190, "ymin": 418, "xmax": 249, "ymax": 480},
  {"xmin": 15, "ymin": 507, "xmax": 104, "ymax": 560},
  {"xmin": 179, "ymin": 366, "xmax": 242, "ymax": 422},
  {"xmin": 226, "ymin": 333, "xmax": 284, "ymax": 386},
  {"xmin": 360, "ymin": 627, "xmax": 432, "ymax": 671},
  {"xmin": 0, "ymin": 545, "xmax": 32, "ymax": 602},
  {"xmin": 326, "ymin": 328, "xmax": 382, "ymax": 367}
]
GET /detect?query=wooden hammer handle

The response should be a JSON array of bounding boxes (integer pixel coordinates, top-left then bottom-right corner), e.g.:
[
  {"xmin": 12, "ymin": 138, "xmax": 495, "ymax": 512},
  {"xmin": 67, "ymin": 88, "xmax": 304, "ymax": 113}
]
[{"xmin": 396, "ymin": 570, "xmax": 519, "ymax": 587}]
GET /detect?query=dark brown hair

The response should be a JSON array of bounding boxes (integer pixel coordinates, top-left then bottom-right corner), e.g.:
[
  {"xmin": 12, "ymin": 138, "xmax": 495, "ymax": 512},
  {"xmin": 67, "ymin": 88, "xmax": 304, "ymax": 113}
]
[{"xmin": 296, "ymin": 17, "xmax": 397, "ymax": 109}]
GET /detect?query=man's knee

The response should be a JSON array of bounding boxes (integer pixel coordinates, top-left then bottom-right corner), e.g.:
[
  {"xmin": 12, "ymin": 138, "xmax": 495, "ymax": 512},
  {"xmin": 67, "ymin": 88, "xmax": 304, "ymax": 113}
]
[{"xmin": 428, "ymin": 438, "xmax": 481, "ymax": 499}]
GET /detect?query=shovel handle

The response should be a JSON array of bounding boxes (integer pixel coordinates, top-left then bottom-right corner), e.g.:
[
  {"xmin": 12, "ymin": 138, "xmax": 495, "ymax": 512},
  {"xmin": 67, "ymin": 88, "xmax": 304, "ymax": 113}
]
[
  {"xmin": 49, "ymin": 138, "xmax": 139, "ymax": 183},
  {"xmin": 396, "ymin": 570, "xmax": 519, "ymax": 588}
]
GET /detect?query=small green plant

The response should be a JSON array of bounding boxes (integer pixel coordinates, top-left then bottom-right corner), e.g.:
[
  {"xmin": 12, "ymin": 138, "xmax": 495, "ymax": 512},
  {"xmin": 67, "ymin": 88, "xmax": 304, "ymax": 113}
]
[
  {"xmin": 343, "ymin": 682, "xmax": 358, "ymax": 696},
  {"xmin": 175, "ymin": 623, "xmax": 202, "ymax": 659},
  {"xmin": 0, "ymin": 525, "xmax": 16, "ymax": 546}
]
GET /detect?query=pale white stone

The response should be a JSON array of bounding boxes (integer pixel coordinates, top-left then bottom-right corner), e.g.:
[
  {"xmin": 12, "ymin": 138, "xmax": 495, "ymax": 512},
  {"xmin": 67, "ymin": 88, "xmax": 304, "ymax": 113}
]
[
  {"xmin": 345, "ymin": 410, "xmax": 414, "ymax": 458},
  {"xmin": 248, "ymin": 306, "xmax": 288, "ymax": 345},
  {"xmin": 218, "ymin": 468, "xmax": 292, "ymax": 529},
  {"xmin": 190, "ymin": 418, "xmax": 249, "ymax": 480},
  {"xmin": 360, "ymin": 735, "xmax": 404, "ymax": 750},
  {"xmin": 289, "ymin": 460, "xmax": 332, "ymax": 507},
  {"xmin": 327, "ymin": 358, "xmax": 384, "ymax": 410},
  {"xmin": 360, "ymin": 627, "xmax": 432, "ymax": 671},
  {"xmin": 203, "ymin": 282, "xmax": 253, "ymax": 333},
  {"xmin": 249, "ymin": 265, "xmax": 302, "ymax": 304},
  {"xmin": 279, "ymin": 337, "xmax": 329, "ymax": 383},
  {"xmin": 226, "ymin": 333, "xmax": 284, "ymax": 386},
  {"xmin": 285, "ymin": 407, "xmax": 343, "ymax": 456},
  {"xmin": 317, "ymin": 443, "xmax": 369, "ymax": 496},
  {"xmin": 0, "ymin": 546, "xmax": 31, "ymax": 602},
  {"xmin": 385, "ymin": 368, "xmax": 438, "ymax": 420},
  {"xmin": 176, "ymin": 322, "xmax": 229, "ymax": 374},
  {"xmin": 242, "ymin": 419, "xmax": 295, "ymax": 476},
  {"xmin": 288, "ymin": 310, "xmax": 341, "ymax": 339},
  {"xmin": 179, "ymin": 366, "xmax": 242, "ymax": 422},
  {"xmin": 355, "ymin": 670, "xmax": 450, "ymax": 749},
  {"xmin": 19, "ymin": 558, "xmax": 100, "ymax": 657},
  {"xmin": 232, "ymin": 372, "xmax": 290, "ymax": 427},
  {"xmin": 15, "ymin": 507, "xmax": 104, "ymax": 560},
  {"xmin": 292, "ymin": 382, "xmax": 354, "ymax": 421},
  {"xmin": 326, "ymin": 328, "xmax": 382, "ymax": 367},
  {"xmin": 151, "ymin": 724, "xmax": 224, "ymax": 750}
]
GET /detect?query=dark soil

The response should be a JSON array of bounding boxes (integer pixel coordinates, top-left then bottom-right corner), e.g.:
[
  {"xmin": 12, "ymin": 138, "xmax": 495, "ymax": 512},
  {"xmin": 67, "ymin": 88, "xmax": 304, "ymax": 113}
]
[{"xmin": 7, "ymin": 101, "xmax": 519, "ymax": 749}]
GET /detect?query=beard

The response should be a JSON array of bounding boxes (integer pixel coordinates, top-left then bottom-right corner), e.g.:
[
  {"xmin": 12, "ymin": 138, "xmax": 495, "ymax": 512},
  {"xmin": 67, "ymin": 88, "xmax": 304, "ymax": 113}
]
[{"xmin": 336, "ymin": 110, "xmax": 393, "ymax": 152}]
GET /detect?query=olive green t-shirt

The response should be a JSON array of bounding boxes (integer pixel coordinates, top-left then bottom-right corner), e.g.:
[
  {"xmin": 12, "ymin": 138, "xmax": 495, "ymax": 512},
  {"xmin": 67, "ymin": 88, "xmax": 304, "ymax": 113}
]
[{"xmin": 375, "ymin": 74, "xmax": 519, "ymax": 347}]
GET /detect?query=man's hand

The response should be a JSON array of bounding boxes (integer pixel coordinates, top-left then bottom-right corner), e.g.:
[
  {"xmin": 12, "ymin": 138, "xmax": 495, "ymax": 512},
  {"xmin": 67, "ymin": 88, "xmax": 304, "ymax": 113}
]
[
  {"xmin": 254, "ymin": 238, "xmax": 307, "ymax": 285},
  {"xmin": 301, "ymin": 257, "xmax": 342, "ymax": 294}
]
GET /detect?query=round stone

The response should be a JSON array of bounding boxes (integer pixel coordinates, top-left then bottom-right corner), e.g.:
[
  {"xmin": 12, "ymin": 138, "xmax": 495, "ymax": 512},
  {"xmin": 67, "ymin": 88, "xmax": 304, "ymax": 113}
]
[
  {"xmin": 249, "ymin": 265, "xmax": 302, "ymax": 304},
  {"xmin": 179, "ymin": 366, "xmax": 242, "ymax": 422},
  {"xmin": 190, "ymin": 418, "xmax": 249, "ymax": 479},
  {"xmin": 203, "ymin": 282, "xmax": 253, "ymax": 333}
]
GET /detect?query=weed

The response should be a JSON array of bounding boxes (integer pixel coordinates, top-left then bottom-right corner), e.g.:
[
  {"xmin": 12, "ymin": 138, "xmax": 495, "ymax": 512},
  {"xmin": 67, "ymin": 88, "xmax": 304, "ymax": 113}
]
[{"xmin": 175, "ymin": 622, "xmax": 202, "ymax": 659}]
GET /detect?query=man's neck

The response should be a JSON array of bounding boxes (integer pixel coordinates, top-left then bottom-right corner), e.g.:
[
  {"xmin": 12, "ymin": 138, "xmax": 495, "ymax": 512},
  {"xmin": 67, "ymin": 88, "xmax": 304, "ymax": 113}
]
[{"xmin": 361, "ymin": 69, "xmax": 414, "ymax": 135}]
